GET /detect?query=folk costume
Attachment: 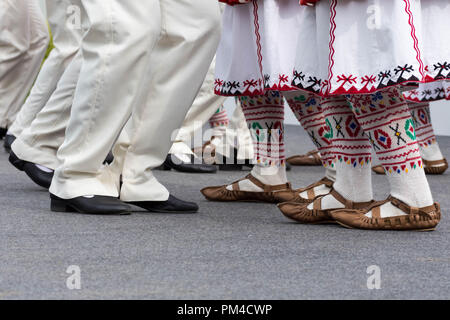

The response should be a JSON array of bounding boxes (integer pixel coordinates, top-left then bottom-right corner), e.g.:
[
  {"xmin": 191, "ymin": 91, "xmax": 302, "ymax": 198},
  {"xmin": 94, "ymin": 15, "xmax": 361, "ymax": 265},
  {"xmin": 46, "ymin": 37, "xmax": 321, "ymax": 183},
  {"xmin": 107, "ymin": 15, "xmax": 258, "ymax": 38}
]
[{"xmin": 206, "ymin": 0, "xmax": 447, "ymax": 231}]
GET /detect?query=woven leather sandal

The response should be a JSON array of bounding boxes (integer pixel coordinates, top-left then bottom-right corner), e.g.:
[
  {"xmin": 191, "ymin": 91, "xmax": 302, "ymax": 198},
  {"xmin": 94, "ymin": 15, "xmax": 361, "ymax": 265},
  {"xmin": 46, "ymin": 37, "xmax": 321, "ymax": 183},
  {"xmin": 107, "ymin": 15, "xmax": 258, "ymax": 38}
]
[
  {"xmin": 193, "ymin": 138, "xmax": 217, "ymax": 165},
  {"xmin": 372, "ymin": 165, "xmax": 385, "ymax": 175},
  {"xmin": 286, "ymin": 150, "xmax": 322, "ymax": 166},
  {"xmin": 423, "ymin": 159, "xmax": 448, "ymax": 175},
  {"xmin": 201, "ymin": 174, "xmax": 297, "ymax": 203},
  {"xmin": 330, "ymin": 196, "xmax": 441, "ymax": 231},
  {"xmin": 290, "ymin": 177, "xmax": 334, "ymax": 204},
  {"xmin": 278, "ymin": 189, "xmax": 374, "ymax": 224}
]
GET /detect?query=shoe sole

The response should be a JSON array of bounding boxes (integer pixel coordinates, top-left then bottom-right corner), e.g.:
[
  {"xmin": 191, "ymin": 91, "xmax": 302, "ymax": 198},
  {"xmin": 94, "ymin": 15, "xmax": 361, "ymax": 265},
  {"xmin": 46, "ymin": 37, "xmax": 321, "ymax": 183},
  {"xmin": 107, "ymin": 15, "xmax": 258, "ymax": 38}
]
[
  {"xmin": 51, "ymin": 198, "xmax": 131, "ymax": 215},
  {"xmin": 162, "ymin": 163, "xmax": 217, "ymax": 174},
  {"xmin": 130, "ymin": 203, "xmax": 198, "ymax": 214},
  {"xmin": 425, "ymin": 164, "xmax": 448, "ymax": 175},
  {"xmin": 282, "ymin": 214, "xmax": 338, "ymax": 225},
  {"xmin": 336, "ymin": 221, "xmax": 436, "ymax": 232}
]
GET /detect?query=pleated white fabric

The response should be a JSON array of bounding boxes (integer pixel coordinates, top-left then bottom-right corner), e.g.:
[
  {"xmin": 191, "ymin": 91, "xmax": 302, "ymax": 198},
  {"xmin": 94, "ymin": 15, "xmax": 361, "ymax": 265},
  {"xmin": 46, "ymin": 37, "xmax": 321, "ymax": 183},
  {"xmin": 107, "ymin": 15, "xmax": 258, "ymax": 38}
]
[{"xmin": 215, "ymin": 0, "xmax": 450, "ymax": 97}]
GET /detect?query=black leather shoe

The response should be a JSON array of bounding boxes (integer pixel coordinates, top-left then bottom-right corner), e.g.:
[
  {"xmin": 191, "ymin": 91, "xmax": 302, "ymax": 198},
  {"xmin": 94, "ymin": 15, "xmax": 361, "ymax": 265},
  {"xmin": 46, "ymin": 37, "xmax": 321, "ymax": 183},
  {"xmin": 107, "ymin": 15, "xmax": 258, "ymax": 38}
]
[
  {"xmin": 9, "ymin": 150, "xmax": 26, "ymax": 171},
  {"xmin": 0, "ymin": 127, "xmax": 7, "ymax": 140},
  {"xmin": 162, "ymin": 155, "xmax": 217, "ymax": 174},
  {"xmin": 217, "ymin": 148, "xmax": 253, "ymax": 171},
  {"xmin": 104, "ymin": 151, "xmax": 114, "ymax": 164},
  {"xmin": 127, "ymin": 194, "xmax": 199, "ymax": 213},
  {"xmin": 3, "ymin": 134, "xmax": 15, "ymax": 152},
  {"xmin": 50, "ymin": 194, "xmax": 132, "ymax": 215},
  {"xmin": 23, "ymin": 163, "xmax": 54, "ymax": 189}
]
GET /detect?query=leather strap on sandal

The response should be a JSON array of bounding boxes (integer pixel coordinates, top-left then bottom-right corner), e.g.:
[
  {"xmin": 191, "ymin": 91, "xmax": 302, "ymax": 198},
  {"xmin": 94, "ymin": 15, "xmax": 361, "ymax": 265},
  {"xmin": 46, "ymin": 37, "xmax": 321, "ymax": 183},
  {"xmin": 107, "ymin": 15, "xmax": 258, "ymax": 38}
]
[
  {"xmin": 299, "ymin": 177, "xmax": 334, "ymax": 193},
  {"xmin": 389, "ymin": 196, "xmax": 438, "ymax": 218},
  {"xmin": 246, "ymin": 174, "xmax": 292, "ymax": 192},
  {"xmin": 306, "ymin": 150, "xmax": 321, "ymax": 161},
  {"xmin": 311, "ymin": 188, "xmax": 374, "ymax": 210},
  {"xmin": 230, "ymin": 174, "xmax": 292, "ymax": 192}
]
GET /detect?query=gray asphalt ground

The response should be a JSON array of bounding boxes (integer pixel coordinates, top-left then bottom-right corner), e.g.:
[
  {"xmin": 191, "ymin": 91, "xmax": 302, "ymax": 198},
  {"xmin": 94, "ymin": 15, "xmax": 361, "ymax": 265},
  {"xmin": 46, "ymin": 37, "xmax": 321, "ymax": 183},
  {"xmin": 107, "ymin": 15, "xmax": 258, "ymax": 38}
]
[{"xmin": 1, "ymin": 125, "xmax": 450, "ymax": 300}]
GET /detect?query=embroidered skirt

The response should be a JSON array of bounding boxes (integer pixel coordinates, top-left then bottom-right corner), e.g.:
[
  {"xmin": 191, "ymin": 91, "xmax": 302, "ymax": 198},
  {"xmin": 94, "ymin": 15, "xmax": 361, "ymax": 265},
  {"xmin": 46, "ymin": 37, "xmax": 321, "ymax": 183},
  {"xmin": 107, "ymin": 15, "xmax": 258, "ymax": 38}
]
[{"xmin": 215, "ymin": 0, "xmax": 450, "ymax": 97}]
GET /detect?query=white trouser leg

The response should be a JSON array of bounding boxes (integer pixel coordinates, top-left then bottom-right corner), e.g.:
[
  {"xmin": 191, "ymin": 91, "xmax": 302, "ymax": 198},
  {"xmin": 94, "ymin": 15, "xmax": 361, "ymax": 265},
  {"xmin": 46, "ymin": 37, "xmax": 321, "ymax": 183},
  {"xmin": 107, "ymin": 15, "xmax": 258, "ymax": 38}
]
[
  {"xmin": 216, "ymin": 98, "xmax": 254, "ymax": 160},
  {"xmin": 50, "ymin": 0, "xmax": 163, "ymax": 199},
  {"xmin": 169, "ymin": 56, "xmax": 227, "ymax": 156},
  {"xmin": 9, "ymin": 0, "xmax": 86, "ymax": 137},
  {"xmin": 119, "ymin": 0, "xmax": 221, "ymax": 201},
  {"xmin": 0, "ymin": 0, "xmax": 49, "ymax": 129},
  {"xmin": 12, "ymin": 50, "xmax": 83, "ymax": 170}
]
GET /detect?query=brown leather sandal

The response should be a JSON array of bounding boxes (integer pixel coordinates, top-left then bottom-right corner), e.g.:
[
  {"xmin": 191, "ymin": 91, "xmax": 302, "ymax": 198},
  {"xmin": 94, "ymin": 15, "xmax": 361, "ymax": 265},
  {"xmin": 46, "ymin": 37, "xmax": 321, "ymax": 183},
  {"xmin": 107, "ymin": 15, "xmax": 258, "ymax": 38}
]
[
  {"xmin": 201, "ymin": 174, "xmax": 297, "ymax": 203},
  {"xmin": 373, "ymin": 158, "xmax": 448, "ymax": 175},
  {"xmin": 193, "ymin": 138, "xmax": 217, "ymax": 165},
  {"xmin": 278, "ymin": 189, "xmax": 374, "ymax": 224},
  {"xmin": 291, "ymin": 177, "xmax": 334, "ymax": 204},
  {"xmin": 372, "ymin": 165, "xmax": 385, "ymax": 175},
  {"xmin": 286, "ymin": 150, "xmax": 322, "ymax": 166},
  {"xmin": 330, "ymin": 196, "xmax": 441, "ymax": 231},
  {"xmin": 423, "ymin": 159, "xmax": 448, "ymax": 175}
]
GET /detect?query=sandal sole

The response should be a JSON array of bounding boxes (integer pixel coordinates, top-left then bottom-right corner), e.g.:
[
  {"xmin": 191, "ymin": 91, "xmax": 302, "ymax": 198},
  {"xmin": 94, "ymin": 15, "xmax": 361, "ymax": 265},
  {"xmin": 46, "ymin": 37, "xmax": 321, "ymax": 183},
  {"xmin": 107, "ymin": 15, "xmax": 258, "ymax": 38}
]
[{"xmin": 336, "ymin": 221, "xmax": 436, "ymax": 232}]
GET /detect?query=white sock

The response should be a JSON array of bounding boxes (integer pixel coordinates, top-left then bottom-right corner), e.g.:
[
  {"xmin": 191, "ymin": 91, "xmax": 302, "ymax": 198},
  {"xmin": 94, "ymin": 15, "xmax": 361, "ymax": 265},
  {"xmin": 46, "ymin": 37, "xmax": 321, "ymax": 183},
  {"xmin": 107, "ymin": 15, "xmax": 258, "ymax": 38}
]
[
  {"xmin": 308, "ymin": 160, "xmax": 373, "ymax": 210},
  {"xmin": 420, "ymin": 142, "xmax": 445, "ymax": 162},
  {"xmin": 365, "ymin": 202, "xmax": 407, "ymax": 218},
  {"xmin": 298, "ymin": 166, "xmax": 336, "ymax": 201},
  {"xmin": 325, "ymin": 167, "xmax": 336, "ymax": 181},
  {"xmin": 226, "ymin": 165, "xmax": 287, "ymax": 192},
  {"xmin": 388, "ymin": 168, "xmax": 434, "ymax": 208},
  {"xmin": 299, "ymin": 184, "xmax": 331, "ymax": 200}
]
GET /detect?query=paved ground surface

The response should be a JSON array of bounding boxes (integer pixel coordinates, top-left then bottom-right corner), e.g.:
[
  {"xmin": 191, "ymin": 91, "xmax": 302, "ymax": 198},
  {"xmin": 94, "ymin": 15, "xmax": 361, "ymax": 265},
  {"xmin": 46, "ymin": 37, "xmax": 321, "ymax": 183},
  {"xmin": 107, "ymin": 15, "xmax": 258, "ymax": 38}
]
[{"xmin": 1, "ymin": 125, "xmax": 450, "ymax": 300}]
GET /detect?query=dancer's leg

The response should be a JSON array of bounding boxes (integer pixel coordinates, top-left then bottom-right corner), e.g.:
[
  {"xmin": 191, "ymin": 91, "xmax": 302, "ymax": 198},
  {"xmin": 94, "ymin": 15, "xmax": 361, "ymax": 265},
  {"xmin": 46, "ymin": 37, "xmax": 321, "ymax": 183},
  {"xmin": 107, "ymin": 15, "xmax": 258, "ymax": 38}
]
[
  {"xmin": 284, "ymin": 91, "xmax": 336, "ymax": 200},
  {"xmin": 347, "ymin": 88, "xmax": 434, "ymax": 218}
]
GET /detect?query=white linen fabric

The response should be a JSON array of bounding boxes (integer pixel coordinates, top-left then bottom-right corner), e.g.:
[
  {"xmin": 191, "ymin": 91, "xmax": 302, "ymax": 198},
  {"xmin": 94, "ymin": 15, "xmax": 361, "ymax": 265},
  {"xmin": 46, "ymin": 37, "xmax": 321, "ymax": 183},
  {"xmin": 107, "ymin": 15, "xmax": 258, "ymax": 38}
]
[
  {"xmin": 9, "ymin": 0, "xmax": 87, "ymax": 137},
  {"xmin": 50, "ymin": 0, "xmax": 221, "ymax": 201},
  {"xmin": 215, "ymin": 0, "xmax": 450, "ymax": 97},
  {"xmin": 0, "ymin": 0, "xmax": 49, "ymax": 128}
]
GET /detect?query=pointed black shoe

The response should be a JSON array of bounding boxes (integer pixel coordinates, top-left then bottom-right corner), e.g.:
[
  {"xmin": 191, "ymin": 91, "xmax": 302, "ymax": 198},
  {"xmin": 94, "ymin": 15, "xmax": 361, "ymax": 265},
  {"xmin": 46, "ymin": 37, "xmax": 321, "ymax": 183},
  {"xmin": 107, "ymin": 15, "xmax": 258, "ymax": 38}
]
[
  {"xmin": 127, "ymin": 194, "xmax": 199, "ymax": 214},
  {"xmin": 3, "ymin": 134, "xmax": 15, "ymax": 152},
  {"xmin": 9, "ymin": 150, "xmax": 26, "ymax": 171},
  {"xmin": 0, "ymin": 127, "xmax": 7, "ymax": 140},
  {"xmin": 162, "ymin": 155, "xmax": 217, "ymax": 174},
  {"xmin": 23, "ymin": 162, "xmax": 54, "ymax": 189},
  {"xmin": 104, "ymin": 151, "xmax": 114, "ymax": 164},
  {"xmin": 50, "ymin": 194, "xmax": 132, "ymax": 215},
  {"xmin": 217, "ymin": 148, "xmax": 253, "ymax": 171}
]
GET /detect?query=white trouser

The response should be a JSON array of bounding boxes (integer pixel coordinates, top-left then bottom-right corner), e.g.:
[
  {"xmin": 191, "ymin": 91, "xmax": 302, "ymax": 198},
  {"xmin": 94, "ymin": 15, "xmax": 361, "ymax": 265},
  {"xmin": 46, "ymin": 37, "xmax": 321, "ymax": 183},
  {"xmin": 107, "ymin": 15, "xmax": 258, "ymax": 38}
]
[
  {"xmin": 217, "ymin": 99, "xmax": 254, "ymax": 161},
  {"xmin": 9, "ymin": 0, "xmax": 86, "ymax": 137},
  {"xmin": 50, "ymin": 0, "xmax": 222, "ymax": 200},
  {"xmin": 0, "ymin": 0, "xmax": 49, "ymax": 129},
  {"xmin": 169, "ymin": 56, "xmax": 227, "ymax": 156},
  {"xmin": 12, "ymin": 50, "xmax": 83, "ymax": 169}
]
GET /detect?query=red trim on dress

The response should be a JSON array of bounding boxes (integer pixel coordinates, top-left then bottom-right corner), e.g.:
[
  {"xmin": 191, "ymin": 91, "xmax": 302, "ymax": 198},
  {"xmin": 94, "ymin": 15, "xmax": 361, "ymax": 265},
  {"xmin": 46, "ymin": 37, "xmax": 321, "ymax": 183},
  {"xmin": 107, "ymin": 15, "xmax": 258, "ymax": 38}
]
[
  {"xmin": 327, "ymin": 0, "xmax": 337, "ymax": 94},
  {"xmin": 403, "ymin": 0, "xmax": 425, "ymax": 80}
]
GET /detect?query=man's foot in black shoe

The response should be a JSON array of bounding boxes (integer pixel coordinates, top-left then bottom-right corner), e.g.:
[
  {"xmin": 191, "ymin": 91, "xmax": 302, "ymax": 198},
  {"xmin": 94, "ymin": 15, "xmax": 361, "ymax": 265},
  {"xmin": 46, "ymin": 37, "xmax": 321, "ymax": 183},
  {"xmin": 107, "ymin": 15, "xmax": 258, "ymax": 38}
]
[
  {"xmin": 0, "ymin": 127, "xmax": 7, "ymax": 140},
  {"xmin": 104, "ymin": 151, "xmax": 114, "ymax": 164},
  {"xmin": 161, "ymin": 154, "xmax": 217, "ymax": 174},
  {"xmin": 127, "ymin": 195, "xmax": 199, "ymax": 213},
  {"xmin": 9, "ymin": 150, "xmax": 26, "ymax": 171},
  {"xmin": 23, "ymin": 162, "xmax": 54, "ymax": 189},
  {"xmin": 50, "ymin": 194, "xmax": 132, "ymax": 215},
  {"xmin": 3, "ymin": 134, "xmax": 15, "ymax": 153}
]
